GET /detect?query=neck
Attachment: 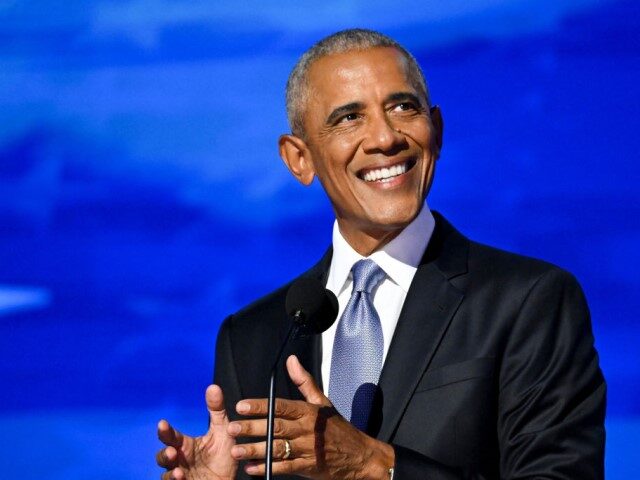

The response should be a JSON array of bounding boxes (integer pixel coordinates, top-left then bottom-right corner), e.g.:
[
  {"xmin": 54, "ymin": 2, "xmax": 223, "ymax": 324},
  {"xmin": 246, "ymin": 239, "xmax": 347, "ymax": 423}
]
[{"xmin": 337, "ymin": 223, "xmax": 404, "ymax": 256}]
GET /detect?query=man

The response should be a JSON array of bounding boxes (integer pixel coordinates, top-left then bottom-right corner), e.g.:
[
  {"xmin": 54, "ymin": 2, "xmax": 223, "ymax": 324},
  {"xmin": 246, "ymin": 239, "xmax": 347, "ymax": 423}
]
[{"xmin": 157, "ymin": 29, "xmax": 605, "ymax": 479}]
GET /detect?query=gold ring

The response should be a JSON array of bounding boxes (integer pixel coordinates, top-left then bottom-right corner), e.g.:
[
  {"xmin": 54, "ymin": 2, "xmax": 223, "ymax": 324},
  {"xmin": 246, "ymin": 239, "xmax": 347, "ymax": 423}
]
[{"xmin": 283, "ymin": 439, "xmax": 292, "ymax": 460}]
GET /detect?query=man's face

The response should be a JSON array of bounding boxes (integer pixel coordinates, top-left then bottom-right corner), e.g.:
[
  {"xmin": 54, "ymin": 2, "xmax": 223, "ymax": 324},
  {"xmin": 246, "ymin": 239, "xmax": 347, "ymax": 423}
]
[{"xmin": 283, "ymin": 47, "xmax": 443, "ymax": 253}]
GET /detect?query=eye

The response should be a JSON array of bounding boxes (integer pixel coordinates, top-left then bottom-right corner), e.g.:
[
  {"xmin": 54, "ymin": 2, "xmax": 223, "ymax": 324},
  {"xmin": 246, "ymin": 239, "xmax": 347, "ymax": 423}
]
[
  {"xmin": 393, "ymin": 102, "xmax": 417, "ymax": 112},
  {"xmin": 338, "ymin": 112, "xmax": 360, "ymax": 123}
]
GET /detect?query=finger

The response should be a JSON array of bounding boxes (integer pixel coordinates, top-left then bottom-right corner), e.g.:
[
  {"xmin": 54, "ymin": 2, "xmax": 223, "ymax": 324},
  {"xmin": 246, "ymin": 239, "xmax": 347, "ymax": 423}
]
[
  {"xmin": 236, "ymin": 397, "xmax": 306, "ymax": 419},
  {"xmin": 155, "ymin": 445, "xmax": 178, "ymax": 468},
  {"xmin": 205, "ymin": 384, "xmax": 229, "ymax": 428},
  {"xmin": 244, "ymin": 458, "xmax": 308, "ymax": 477},
  {"xmin": 161, "ymin": 468, "xmax": 185, "ymax": 480},
  {"xmin": 231, "ymin": 438, "xmax": 292, "ymax": 461},
  {"xmin": 228, "ymin": 416, "xmax": 300, "ymax": 438},
  {"xmin": 286, "ymin": 355, "xmax": 331, "ymax": 406},
  {"xmin": 157, "ymin": 419, "xmax": 185, "ymax": 449}
]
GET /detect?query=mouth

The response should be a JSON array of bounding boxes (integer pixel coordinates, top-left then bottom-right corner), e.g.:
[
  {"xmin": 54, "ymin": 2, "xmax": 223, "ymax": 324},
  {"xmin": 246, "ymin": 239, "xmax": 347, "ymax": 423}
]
[{"xmin": 358, "ymin": 158, "xmax": 417, "ymax": 183}]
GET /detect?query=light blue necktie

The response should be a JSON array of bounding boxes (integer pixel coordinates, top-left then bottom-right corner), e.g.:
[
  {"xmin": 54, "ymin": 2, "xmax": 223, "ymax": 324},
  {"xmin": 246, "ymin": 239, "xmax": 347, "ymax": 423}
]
[{"xmin": 328, "ymin": 259, "xmax": 386, "ymax": 431}]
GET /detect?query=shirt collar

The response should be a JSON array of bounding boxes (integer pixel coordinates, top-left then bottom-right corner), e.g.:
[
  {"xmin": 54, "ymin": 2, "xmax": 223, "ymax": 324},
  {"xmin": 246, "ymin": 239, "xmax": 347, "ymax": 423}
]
[{"xmin": 326, "ymin": 204, "xmax": 435, "ymax": 295}]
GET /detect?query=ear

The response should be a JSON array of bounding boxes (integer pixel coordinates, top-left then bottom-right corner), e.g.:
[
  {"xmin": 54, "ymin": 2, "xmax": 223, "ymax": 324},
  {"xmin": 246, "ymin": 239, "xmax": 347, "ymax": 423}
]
[
  {"xmin": 279, "ymin": 134, "xmax": 316, "ymax": 186},
  {"xmin": 429, "ymin": 105, "xmax": 444, "ymax": 158}
]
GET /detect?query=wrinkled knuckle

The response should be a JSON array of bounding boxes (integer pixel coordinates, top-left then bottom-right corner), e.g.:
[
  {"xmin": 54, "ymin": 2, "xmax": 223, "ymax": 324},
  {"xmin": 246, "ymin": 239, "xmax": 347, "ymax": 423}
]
[
  {"xmin": 274, "ymin": 441, "xmax": 283, "ymax": 458},
  {"xmin": 244, "ymin": 443, "xmax": 256, "ymax": 457},
  {"xmin": 274, "ymin": 419, "xmax": 286, "ymax": 436},
  {"xmin": 283, "ymin": 402, "xmax": 298, "ymax": 419},
  {"xmin": 283, "ymin": 461, "xmax": 295, "ymax": 473}
]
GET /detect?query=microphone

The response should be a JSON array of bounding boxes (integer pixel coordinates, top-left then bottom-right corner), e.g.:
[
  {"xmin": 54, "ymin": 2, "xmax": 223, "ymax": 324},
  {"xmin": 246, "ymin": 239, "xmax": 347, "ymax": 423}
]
[
  {"xmin": 265, "ymin": 277, "xmax": 338, "ymax": 480},
  {"xmin": 285, "ymin": 277, "xmax": 339, "ymax": 335}
]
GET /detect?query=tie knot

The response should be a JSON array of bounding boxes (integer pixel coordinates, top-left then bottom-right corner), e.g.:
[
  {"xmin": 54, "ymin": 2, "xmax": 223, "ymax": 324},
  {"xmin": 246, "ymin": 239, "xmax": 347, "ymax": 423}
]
[{"xmin": 351, "ymin": 259, "xmax": 385, "ymax": 293}]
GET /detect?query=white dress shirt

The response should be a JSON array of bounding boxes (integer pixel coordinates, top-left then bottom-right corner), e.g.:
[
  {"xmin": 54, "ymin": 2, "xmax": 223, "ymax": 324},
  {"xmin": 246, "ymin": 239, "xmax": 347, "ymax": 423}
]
[{"xmin": 321, "ymin": 205, "xmax": 435, "ymax": 392}]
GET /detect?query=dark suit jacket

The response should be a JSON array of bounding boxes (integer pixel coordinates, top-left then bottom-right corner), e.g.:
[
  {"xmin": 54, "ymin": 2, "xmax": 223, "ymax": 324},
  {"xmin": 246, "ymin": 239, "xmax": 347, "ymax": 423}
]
[{"xmin": 214, "ymin": 213, "xmax": 606, "ymax": 479}]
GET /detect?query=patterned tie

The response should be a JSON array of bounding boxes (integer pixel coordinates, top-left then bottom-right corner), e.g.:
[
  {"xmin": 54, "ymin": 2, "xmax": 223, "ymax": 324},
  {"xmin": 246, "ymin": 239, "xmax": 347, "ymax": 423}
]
[{"xmin": 328, "ymin": 259, "xmax": 386, "ymax": 430}]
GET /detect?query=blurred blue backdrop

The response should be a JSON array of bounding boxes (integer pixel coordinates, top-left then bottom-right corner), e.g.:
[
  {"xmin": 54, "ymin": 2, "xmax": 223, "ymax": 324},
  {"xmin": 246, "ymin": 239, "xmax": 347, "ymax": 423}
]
[{"xmin": 1, "ymin": 1, "xmax": 638, "ymax": 478}]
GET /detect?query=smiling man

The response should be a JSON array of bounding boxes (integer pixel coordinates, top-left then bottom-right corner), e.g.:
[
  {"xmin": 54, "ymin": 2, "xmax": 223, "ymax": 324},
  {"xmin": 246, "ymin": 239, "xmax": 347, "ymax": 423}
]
[
  {"xmin": 157, "ymin": 29, "xmax": 605, "ymax": 480},
  {"xmin": 279, "ymin": 46, "xmax": 441, "ymax": 256}
]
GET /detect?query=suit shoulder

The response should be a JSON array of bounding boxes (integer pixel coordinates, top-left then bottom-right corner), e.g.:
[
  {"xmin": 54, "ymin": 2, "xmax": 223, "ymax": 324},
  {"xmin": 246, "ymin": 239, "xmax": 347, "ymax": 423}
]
[
  {"xmin": 467, "ymin": 239, "xmax": 582, "ymax": 290},
  {"xmin": 433, "ymin": 212, "xmax": 581, "ymax": 291}
]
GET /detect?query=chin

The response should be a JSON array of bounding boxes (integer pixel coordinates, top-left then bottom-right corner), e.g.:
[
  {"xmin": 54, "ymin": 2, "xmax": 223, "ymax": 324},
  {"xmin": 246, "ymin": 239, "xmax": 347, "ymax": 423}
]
[{"xmin": 367, "ymin": 207, "xmax": 420, "ymax": 232}]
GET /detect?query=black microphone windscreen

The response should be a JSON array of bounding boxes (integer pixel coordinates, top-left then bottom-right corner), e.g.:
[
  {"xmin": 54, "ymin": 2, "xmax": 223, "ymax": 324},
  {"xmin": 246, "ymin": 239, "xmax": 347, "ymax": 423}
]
[{"xmin": 285, "ymin": 277, "xmax": 339, "ymax": 334}]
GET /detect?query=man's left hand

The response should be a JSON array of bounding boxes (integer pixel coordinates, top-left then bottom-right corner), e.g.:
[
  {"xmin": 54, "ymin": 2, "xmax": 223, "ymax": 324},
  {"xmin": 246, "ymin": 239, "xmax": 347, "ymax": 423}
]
[{"xmin": 227, "ymin": 355, "xmax": 395, "ymax": 479}]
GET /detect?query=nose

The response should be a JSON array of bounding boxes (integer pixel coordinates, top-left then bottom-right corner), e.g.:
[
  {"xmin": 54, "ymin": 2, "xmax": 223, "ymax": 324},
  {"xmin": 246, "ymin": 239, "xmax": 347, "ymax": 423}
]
[{"xmin": 361, "ymin": 113, "xmax": 406, "ymax": 154}]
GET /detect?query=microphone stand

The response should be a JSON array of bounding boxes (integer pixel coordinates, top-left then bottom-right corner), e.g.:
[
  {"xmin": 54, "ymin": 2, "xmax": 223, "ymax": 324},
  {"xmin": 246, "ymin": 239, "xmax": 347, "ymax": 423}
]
[{"xmin": 266, "ymin": 314, "xmax": 302, "ymax": 480}]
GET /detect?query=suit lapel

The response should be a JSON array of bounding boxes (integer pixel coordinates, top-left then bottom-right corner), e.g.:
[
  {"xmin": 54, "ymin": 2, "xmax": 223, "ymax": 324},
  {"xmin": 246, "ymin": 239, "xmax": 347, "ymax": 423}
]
[{"xmin": 373, "ymin": 213, "xmax": 469, "ymax": 441}]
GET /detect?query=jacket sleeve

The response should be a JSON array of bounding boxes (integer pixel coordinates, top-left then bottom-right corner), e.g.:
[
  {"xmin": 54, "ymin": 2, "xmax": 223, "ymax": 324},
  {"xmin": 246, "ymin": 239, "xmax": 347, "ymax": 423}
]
[
  {"xmin": 213, "ymin": 314, "xmax": 305, "ymax": 480},
  {"xmin": 496, "ymin": 268, "xmax": 605, "ymax": 478},
  {"xmin": 213, "ymin": 315, "xmax": 256, "ymax": 480},
  {"xmin": 392, "ymin": 268, "xmax": 605, "ymax": 479},
  {"xmin": 213, "ymin": 314, "xmax": 244, "ymax": 421}
]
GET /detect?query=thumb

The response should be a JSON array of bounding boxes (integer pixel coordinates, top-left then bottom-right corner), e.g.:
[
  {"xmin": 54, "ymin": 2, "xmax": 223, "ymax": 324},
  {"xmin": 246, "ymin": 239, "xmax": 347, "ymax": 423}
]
[
  {"xmin": 286, "ymin": 355, "xmax": 332, "ymax": 407},
  {"xmin": 206, "ymin": 384, "xmax": 229, "ymax": 428}
]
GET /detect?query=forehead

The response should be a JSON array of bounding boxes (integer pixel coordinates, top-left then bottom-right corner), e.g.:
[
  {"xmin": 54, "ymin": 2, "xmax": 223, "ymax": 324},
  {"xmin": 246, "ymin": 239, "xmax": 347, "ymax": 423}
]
[{"xmin": 306, "ymin": 47, "xmax": 414, "ymax": 108}]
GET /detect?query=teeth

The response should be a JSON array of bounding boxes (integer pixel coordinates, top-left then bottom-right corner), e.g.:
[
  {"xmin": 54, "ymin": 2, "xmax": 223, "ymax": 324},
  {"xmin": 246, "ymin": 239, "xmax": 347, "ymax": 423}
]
[{"xmin": 363, "ymin": 162, "xmax": 408, "ymax": 182}]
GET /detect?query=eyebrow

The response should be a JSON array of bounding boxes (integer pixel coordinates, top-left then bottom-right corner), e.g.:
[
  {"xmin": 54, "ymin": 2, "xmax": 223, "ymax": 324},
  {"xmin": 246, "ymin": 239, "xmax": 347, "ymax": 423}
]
[
  {"xmin": 325, "ymin": 102, "xmax": 364, "ymax": 126},
  {"xmin": 324, "ymin": 92, "xmax": 425, "ymax": 126},
  {"xmin": 385, "ymin": 91, "xmax": 423, "ymax": 106}
]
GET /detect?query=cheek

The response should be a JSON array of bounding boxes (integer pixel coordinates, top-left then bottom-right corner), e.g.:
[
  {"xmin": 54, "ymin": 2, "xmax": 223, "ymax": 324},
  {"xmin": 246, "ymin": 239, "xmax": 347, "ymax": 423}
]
[
  {"xmin": 313, "ymin": 159, "xmax": 353, "ymax": 205},
  {"xmin": 404, "ymin": 118, "xmax": 437, "ymax": 150},
  {"xmin": 313, "ymin": 143, "xmax": 358, "ymax": 183}
]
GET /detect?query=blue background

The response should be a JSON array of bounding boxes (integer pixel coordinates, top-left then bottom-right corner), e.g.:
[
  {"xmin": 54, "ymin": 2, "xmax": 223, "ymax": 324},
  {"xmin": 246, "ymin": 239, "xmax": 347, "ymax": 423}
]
[{"xmin": 1, "ymin": 1, "xmax": 638, "ymax": 478}]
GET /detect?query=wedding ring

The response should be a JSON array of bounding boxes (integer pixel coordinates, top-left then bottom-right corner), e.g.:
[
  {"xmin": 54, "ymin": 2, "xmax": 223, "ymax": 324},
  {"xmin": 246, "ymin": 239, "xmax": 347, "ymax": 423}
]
[{"xmin": 283, "ymin": 439, "xmax": 292, "ymax": 460}]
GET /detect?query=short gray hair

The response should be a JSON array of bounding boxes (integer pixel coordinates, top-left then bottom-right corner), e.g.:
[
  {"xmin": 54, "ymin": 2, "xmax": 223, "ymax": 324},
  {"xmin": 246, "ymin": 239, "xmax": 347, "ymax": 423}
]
[{"xmin": 285, "ymin": 28, "xmax": 430, "ymax": 138}]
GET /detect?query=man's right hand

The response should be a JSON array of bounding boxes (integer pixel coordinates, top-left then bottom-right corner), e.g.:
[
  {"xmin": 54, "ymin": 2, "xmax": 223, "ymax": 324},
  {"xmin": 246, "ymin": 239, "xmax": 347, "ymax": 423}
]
[{"xmin": 156, "ymin": 384, "xmax": 237, "ymax": 480}]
